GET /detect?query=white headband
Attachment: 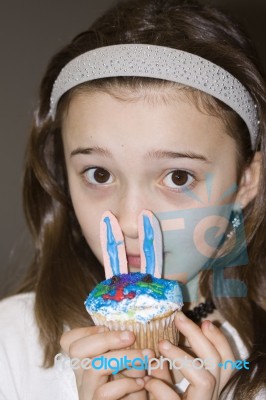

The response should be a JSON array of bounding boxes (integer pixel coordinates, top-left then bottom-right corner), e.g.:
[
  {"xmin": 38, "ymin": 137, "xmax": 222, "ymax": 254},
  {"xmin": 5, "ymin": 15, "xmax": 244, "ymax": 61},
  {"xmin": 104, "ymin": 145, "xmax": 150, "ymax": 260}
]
[{"xmin": 50, "ymin": 44, "xmax": 259, "ymax": 149}]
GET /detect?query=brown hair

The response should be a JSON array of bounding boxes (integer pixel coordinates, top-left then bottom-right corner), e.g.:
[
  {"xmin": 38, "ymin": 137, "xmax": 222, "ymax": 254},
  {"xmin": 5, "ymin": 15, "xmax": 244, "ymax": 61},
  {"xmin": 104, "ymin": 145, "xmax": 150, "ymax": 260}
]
[{"xmin": 9, "ymin": 0, "xmax": 266, "ymax": 398}]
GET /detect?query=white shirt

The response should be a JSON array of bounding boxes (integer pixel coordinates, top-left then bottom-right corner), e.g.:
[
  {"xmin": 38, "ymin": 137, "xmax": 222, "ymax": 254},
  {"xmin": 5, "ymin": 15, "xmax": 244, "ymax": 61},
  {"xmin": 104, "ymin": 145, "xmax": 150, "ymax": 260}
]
[
  {"xmin": 0, "ymin": 292, "xmax": 265, "ymax": 399},
  {"xmin": 0, "ymin": 293, "xmax": 78, "ymax": 400}
]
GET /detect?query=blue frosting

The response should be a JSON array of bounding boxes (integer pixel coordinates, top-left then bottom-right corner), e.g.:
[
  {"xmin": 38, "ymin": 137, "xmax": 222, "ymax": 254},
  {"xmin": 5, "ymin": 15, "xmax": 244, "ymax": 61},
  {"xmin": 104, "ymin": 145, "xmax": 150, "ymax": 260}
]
[
  {"xmin": 143, "ymin": 215, "xmax": 155, "ymax": 275},
  {"xmin": 104, "ymin": 216, "xmax": 121, "ymax": 276},
  {"xmin": 85, "ymin": 273, "xmax": 183, "ymax": 315}
]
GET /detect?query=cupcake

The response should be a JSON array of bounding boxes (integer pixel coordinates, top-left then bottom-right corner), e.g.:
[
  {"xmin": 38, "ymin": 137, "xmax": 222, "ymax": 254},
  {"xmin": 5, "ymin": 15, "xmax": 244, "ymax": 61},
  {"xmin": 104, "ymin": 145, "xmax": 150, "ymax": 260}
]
[{"xmin": 85, "ymin": 210, "xmax": 183, "ymax": 356}]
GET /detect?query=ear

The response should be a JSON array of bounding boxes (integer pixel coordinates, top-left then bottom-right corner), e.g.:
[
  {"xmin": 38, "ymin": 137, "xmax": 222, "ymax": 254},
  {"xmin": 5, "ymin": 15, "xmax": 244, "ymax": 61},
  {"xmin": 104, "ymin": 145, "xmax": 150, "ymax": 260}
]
[{"xmin": 235, "ymin": 152, "xmax": 262, "ymax": 208}]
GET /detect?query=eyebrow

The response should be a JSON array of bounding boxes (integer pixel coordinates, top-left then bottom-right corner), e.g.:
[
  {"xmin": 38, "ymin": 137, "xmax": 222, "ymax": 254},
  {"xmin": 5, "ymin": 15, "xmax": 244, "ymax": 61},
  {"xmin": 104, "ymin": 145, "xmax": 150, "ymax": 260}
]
[
  {"xmin": 70, "ymin": 146, "xmax": 113, "ymax": 158},
  {"xmin": 70, "ymin": 146, "xmax": 211, "ymax": 163},
  {"xmin": 145, "ymin": 149, "xmax": 211, "ymax": 163}
]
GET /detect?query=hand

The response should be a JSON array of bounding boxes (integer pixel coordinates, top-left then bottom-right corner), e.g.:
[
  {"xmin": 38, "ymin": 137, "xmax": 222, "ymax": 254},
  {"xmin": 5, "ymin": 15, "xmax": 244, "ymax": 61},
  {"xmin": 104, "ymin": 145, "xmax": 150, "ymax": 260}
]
[
  {"xmin": 60, "ymin": 325, "xmax": 154, "ymax": 400},
  {"xmin": 144, "ymin": 312, "xmax": 236, "ymax": 400}
]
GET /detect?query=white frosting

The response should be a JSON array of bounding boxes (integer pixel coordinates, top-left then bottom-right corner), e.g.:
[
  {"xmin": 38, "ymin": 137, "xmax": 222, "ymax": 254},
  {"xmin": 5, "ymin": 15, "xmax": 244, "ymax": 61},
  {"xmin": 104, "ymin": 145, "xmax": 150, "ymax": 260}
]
[{"xmin": 86, "ymin": 294, "xmax": 181, "ymax": 323}]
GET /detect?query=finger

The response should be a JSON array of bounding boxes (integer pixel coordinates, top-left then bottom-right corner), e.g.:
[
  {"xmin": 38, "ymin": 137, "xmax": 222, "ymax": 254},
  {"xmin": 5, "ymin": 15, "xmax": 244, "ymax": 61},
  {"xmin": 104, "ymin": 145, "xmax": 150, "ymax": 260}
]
[
  {"xmin": 121, "ymin": 391, "xmax": 147, "ymax": 400},
  {"xmin": 201, "ymin": 320, "xmax": 236, "ymax": 391},
  {"xmin": 148, "ymin": 358, "xmax": 173, "ymax": 383},
  {"xmin": 68, "ymin": 330, "xmax": 136, "ymax": 359},
  {"xmin": 90, "ymin": 348, "xmax": 153, "ymax": 376},
  {"xmin": 81, "ymin": 349, "xmax": 152, "ymax": 393},
  {"xmin": 174, "ymin": 312, "xmax": 222, "ymax": 369},
  {"xmin": 138, "ymin": 210, "xmax": 163, "ymax": 278},
  {"xmin": 144, "ymin": 376, "xmax": 181, "ymax": 400},
  {"xmin": 119, "ymin": 367, "xmax": 147, "ymax": 378},
  {"xmin": 119, "ymin": 348, "xmax": 156, "ymax": 378},
  {"xmin": 100, "ymin": 210, "xmax": 128, "ymax": 278},
  {"xmin": 60, "ymin": 326, "xmax": 108, "ymax": 354},
  {"xmin": 112, "ymin": 374, "xmax": 147, "ymax": 400},
  {"xmin": 201, "ymin": 320, "xmax": 236, "ymax": 362},
  {"xmin": 93, "ymin": 378, "xmax": 145, "ymax": 400},
  {"xmin": 174, "ymin": 313, "xmax": 221, "ymax": 396},
  {"xmin": 158, "ymin": 340, "xmax": 216, "ymax": 399},
  {"xmin": 184, "ymin": 376, "xmax": 215, "ymax": 400}
]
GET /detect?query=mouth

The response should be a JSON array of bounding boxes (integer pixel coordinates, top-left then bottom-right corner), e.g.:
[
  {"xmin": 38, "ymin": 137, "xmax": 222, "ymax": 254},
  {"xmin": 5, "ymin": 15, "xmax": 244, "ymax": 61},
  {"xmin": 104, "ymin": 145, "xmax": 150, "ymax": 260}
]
[{"xmin": 126, "ymin": 254, "xmax": 141, "ymax": 268}]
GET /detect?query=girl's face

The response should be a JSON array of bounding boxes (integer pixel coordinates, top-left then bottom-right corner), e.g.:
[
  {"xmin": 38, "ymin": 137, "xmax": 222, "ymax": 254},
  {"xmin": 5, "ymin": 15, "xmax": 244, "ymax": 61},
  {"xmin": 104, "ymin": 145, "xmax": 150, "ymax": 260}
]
[{"xmin": 62, "ymin": 90, "xmax": 239, "ymax": 290}]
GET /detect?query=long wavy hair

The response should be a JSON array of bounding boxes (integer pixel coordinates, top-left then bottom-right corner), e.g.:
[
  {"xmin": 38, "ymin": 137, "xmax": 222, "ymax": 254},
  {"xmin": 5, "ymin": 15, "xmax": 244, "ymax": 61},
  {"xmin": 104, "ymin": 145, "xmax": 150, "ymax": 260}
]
[{"xmin": 9, "ymin": 0, "xmax": 266, "ymax": 398}]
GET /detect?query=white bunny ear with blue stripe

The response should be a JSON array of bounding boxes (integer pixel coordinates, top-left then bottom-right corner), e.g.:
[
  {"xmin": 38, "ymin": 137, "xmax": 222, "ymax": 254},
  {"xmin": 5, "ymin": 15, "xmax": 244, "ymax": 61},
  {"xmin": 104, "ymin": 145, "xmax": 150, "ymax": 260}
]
[
  {"xmin": 100, "ymin": 211, "xmax": 128, "ymax": 279},
  {"xmin": 138, "ymin": 210, "xmax": 163, "ymax": 278}
]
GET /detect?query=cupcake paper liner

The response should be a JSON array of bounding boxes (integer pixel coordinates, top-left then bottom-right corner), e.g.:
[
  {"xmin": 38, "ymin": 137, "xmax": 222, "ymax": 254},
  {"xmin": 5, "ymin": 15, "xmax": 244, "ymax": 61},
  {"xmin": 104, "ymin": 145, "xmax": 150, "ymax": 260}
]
[{"xmin": 90, "ymin": 310, "xmax": 179, "ymax": 357}]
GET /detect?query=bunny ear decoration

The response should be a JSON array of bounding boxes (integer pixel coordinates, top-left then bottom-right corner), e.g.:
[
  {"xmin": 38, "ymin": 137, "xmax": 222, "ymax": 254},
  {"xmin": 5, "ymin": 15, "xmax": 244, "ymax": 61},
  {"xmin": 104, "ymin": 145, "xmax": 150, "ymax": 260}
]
[
  {"xmin": 138, "ymin": 210, "xmax": 163, "ymax": 278},
  {"xmin": 100, "ymin": 211, "xmax": 128, "ymax": 279},
  {"xmin": 100, "ymin": 209, "xmax": 163, "ymax": 279}
]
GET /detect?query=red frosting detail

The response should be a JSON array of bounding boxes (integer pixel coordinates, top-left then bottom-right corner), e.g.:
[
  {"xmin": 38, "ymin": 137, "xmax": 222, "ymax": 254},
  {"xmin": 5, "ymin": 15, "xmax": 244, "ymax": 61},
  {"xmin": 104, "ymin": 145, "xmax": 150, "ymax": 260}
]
[{"xmin": 103, "ymin": 282, "xmax": 136, "ymax": 302}]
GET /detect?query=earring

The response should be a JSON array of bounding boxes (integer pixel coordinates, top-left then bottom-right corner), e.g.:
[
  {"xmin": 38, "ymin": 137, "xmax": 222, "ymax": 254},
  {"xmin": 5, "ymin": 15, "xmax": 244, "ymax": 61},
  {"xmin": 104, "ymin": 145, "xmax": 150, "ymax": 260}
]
[{"xmin": 226, "ymin": 209, "xmax": 242, "ymax": 239}]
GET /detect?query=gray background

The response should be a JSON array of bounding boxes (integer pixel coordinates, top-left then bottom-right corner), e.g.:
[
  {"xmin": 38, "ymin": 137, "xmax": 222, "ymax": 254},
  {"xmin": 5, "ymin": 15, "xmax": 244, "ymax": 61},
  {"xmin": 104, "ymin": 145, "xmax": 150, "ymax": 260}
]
[{"xmin": 1, "ymin": 0, "xmax": 266, "ymax": 298}]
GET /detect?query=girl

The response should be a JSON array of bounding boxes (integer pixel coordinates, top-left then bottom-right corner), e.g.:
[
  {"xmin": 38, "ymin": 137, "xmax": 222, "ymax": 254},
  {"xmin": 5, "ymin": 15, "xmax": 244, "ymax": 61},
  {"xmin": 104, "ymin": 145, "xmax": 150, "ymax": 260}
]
[{"xmin": 0, "ymin": 0, "xmax": 265, "ymax": 399}]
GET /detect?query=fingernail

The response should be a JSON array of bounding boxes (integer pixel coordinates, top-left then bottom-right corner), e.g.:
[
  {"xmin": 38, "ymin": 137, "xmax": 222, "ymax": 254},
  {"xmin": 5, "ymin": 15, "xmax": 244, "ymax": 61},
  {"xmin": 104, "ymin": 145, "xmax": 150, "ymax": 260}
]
[
  {"xmin": 136, "ymin": 378, "xmax": 144, "ymax": 386},
  {"xmin": 120, "ymin": 331, "xmax": 132, "ymax": 341},
  {"xmin": 176, "ymin": 311, "xmax": 186, "ymax": 322},
  {"xmin": 142, "ymin": 349, "xmax": 151, "ymax": 357},
  {"xmin": 161, "ymin": 340, "xmax": 171, "ymax": 350},
  {"xmin": 208, "ymin": 321, "xmax": 215, "ymax": 331},
  {"xmin": 143, "ymin": 376, "xmax": 152, "ymax": 383}
]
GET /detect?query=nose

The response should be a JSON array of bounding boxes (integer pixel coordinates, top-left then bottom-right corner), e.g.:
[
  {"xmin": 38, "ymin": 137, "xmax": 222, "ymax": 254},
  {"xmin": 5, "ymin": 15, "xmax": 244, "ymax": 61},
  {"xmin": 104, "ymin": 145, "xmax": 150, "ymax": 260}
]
[{"xmin": 115, "ymin": 189, "xmax": 150, "ymax": 239}]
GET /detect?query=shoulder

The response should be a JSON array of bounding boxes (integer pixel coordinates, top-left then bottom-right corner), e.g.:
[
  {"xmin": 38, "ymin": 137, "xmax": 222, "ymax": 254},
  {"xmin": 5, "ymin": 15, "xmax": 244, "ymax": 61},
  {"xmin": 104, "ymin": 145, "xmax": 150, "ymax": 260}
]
[
  {"xmin": 0, "ymin": 291, "xmax": 35, "ymax": 312},
  {"xmin": 0, "ymin": 292, "xmax": 38, "ymax": 360},
  {"xmin": 0, "ymin": 293, "xmax": 39, "ymax": 399},
  {"xmin": 0, "ymin": 292, "xmax": 36, "ymax": 336},
  {"xmin": 220, "ymin": 320, "xmax": 249, "ymax": 360},
  {"xmin": 0, "ymin": 292, "xmax": 79, "ymax": 399},
  {"xmin": 257, "ymin": 389, "xmax": 266, "ymax": 399}
]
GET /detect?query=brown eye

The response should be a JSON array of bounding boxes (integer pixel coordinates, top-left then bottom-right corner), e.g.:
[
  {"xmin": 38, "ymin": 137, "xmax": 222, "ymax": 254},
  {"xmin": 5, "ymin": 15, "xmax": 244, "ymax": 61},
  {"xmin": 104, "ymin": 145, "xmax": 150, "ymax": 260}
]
[
  {"xmin": 85, "ymin": 167, "xmax": 113, "ymax": 184},
  {"xmin": 163, "ymin": 170, "xmax": 194, "ymax": 190}
]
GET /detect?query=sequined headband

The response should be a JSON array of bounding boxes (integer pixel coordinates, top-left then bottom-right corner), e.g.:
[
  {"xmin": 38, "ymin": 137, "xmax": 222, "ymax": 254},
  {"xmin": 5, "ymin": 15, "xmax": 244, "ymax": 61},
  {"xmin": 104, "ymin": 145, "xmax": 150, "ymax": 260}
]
[{"xmin": 50, "ymin": 44, "xmax": 259, "ymax": 149}]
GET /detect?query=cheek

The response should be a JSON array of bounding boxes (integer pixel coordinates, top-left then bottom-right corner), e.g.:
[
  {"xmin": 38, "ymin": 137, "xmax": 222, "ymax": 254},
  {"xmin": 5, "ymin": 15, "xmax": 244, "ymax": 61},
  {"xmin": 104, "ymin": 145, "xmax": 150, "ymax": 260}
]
[
  {"xmin": 67, "ymin": 183, "xmax": 104, "ymax": 262},
  {"xmin": 193, "ymin": 213, "xmax": 230, "ymax": 258},
  {"xmin": 207, "ymin": 167, "xmax": 238, "ymax": 206},
  {"xmin": 73, "ymin": 203, "xmax": 104, "ymax": 264},
  {"xmin": 160, "ymin": 204, "xmax": 232, "ymax": 280}
]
